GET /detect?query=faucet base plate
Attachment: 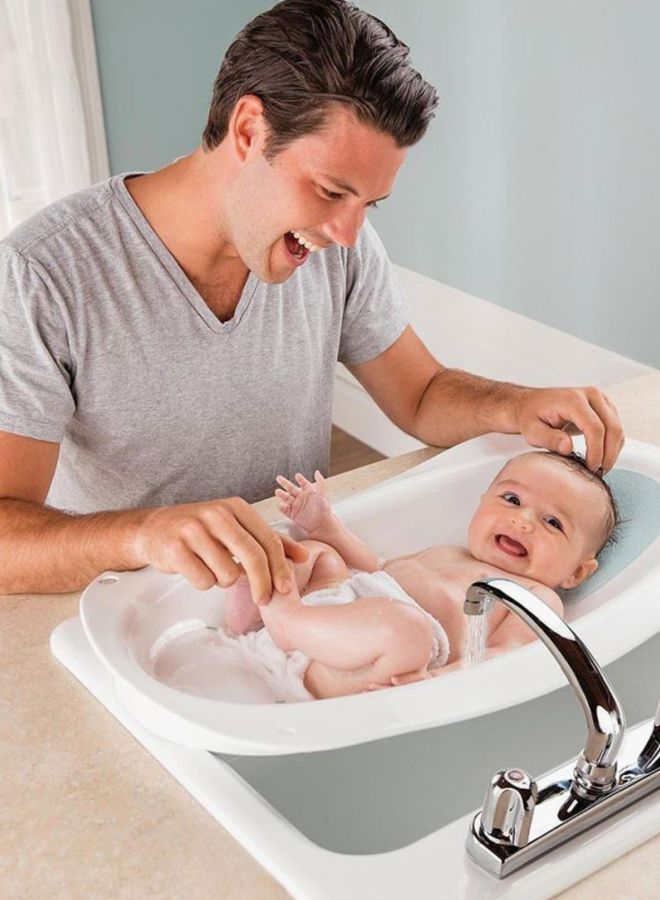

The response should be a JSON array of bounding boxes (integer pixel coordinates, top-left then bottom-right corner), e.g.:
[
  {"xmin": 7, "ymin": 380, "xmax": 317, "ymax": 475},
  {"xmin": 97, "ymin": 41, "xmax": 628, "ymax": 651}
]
[{"xmin": 467, "ymin": 715, "xmax": 660, "ymax": 878}]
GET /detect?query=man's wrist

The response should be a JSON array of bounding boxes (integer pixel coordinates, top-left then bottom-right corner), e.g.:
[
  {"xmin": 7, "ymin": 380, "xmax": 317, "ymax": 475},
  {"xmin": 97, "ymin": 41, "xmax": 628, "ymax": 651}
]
[
  {"xmin": 489, "ymin": 382, "xmax": 535, "ymax": 434},
  {"xmin": 94, "ymin": 506, "xmax": 154, "ymax": 569}
]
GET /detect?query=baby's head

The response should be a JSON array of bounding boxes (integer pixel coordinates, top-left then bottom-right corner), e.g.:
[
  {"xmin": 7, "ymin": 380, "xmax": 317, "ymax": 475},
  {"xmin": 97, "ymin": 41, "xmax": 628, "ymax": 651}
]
[{"xmin": 467, "ymin": 451, "xmax": 619, "ymax": 590}]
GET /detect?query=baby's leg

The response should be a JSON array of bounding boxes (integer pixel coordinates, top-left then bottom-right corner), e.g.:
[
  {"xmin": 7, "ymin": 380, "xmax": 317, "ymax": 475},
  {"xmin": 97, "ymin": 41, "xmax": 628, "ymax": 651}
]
[
  {"xmin": 261, "ymin": 585, "xmax": 436, "ymax": 699},
  {"xmin": 223, "ymin": 575, "xmax": 264, "ymax": 635},
  {"xmin": 223, "ymin": 540, "xmax": 346, "ymax": 635}
]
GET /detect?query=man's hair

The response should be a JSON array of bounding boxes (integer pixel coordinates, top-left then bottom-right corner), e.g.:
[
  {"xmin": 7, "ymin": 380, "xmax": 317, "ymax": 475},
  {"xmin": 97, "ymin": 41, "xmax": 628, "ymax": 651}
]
[
  {"xmin": 536, "ymin": 451, "xmax": 620, "ymax": 554},
  {"xmin": 202, "ymin": 0, "xmax": 439, "ymax": 159}
]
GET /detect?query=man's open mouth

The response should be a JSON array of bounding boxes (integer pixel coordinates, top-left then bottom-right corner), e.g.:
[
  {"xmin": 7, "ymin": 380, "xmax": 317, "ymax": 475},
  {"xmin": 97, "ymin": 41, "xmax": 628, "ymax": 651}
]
[
  {"xmin": 495, "ymin": 534, "xmax": 528, "ymax": 558},
  {"xmin": 284, "ymin": 230, "xmax": 311, "ymax": 262}
]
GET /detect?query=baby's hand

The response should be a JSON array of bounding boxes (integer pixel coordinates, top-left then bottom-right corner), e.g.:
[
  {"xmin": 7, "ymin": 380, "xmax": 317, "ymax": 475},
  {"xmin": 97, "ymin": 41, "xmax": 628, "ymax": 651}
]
[
  {"xmin": 390, "ymin": 666, "xmax": 444, "ymax": 687},
  {"xmin": 275, "ymin": 470, "xmax": 332, "ymax": 534}
]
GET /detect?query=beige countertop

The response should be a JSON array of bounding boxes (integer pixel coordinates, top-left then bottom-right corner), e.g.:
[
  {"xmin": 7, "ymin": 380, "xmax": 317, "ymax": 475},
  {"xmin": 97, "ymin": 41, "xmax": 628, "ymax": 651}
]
[{"xmin": 3, "ymin": 371, "xmax": 660, "ymax": 899}]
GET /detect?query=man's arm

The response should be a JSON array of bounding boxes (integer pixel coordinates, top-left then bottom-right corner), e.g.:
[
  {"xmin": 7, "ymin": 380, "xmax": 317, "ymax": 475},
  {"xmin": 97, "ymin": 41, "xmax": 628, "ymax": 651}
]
[
  {"xmin": 0, "ymin": 431, "xmax": 306, "ymax": 599},
  {"xmin": 349, "ymin": 326, "xmax": 625, "ymax": 472}
]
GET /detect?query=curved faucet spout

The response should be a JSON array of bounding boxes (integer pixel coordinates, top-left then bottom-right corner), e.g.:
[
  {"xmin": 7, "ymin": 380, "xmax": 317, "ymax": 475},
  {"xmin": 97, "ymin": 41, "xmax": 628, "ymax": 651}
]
[{"xmin": 465, "ymin": 578, "xmax": 625, "ymax": 796}]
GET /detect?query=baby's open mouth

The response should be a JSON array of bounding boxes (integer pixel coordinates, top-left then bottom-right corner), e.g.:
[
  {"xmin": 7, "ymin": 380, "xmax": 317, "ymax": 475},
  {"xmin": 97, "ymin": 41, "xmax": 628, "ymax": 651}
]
[{"xmin": 495, "ymin": 534, "xmax": 528, "ymax": 557}]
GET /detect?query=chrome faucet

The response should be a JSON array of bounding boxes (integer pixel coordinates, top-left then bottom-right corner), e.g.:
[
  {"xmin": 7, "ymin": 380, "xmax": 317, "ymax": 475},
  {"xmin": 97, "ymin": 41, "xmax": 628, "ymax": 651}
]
[{"xmin": 464, "ymin": 578, "xmax": 660, "ymax": 878}]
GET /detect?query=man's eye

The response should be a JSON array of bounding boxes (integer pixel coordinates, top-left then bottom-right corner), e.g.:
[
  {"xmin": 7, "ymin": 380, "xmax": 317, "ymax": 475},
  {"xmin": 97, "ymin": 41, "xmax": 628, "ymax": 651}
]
[
  {"xmin": 502, "ymin": 492, "xmax": 520, "ymax": 505},
  {"xmin": 546, "ymin": 517, "xmax": 564, "ymax": 532},
  {"xmin": 321, "ymin": 187, "xmax": 343, "ymax": 201},
  {"xmin": 320, "ymin": 186, "xmax": 380, "ymax": 209}
]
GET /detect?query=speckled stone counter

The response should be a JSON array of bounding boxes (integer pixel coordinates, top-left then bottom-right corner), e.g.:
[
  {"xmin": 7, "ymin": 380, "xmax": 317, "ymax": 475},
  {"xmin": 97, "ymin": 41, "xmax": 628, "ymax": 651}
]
[{"xmin": 3, "ymin": 371, "xmax": 659, "ymax": 899}]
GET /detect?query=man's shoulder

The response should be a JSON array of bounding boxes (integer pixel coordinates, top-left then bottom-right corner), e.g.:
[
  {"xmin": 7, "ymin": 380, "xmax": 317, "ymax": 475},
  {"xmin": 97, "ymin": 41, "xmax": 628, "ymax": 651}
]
[{"xmin": 0, "ymin": 176, "xmax": 123, "ymax": 263}]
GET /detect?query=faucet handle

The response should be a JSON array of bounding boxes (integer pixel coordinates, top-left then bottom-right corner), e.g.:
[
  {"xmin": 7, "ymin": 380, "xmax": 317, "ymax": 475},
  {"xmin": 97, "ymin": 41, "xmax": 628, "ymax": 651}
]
[
  {"xmin": 479, "ymin": 768, "xmax": 538, "ymax": 848},
  {"xmin": 636, "ymin": 699, "xmax": 660, "ymax": 772}
]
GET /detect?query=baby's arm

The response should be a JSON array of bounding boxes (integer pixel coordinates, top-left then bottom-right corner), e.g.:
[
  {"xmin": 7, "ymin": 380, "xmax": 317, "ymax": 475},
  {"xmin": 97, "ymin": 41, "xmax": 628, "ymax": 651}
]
[
  {"xmin": 275, "ymin": 472, "xmax": 381, "ymax": 572},
  {"xmin": 387, "ymin": 584, "xmax": 565, "ymax": 687},
  {"xmin": 485, "ymin": 582, "xmax": 565, "ymax": 656}
]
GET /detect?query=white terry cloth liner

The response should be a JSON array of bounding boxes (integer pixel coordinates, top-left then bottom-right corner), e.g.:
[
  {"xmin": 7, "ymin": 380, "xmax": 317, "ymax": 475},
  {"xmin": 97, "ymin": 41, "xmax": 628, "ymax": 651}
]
[
  {"xmin": 217, "ymin": 570, "xmax": 450, "ymax": 704},
  {"xmin": 78, "ymin": 433, "xmax": 660, "ymax": 755}
]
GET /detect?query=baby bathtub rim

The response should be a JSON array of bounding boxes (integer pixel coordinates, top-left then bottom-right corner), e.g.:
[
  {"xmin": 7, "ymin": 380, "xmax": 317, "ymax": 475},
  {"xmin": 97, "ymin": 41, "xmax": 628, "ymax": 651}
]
[{"xmin": 77, "ymin": 434, "xmax": 660, "ymax": 754}]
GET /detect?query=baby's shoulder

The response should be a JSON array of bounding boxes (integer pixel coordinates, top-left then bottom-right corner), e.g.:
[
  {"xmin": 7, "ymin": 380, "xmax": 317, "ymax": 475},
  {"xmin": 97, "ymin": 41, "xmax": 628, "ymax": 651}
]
[
  {"xmin": 504, "ymin": 574, "xmax": 564, "ymax": 615},
  {"xmin": 529, "ymin": 580, "xmax": 564, "ymax": 615}
]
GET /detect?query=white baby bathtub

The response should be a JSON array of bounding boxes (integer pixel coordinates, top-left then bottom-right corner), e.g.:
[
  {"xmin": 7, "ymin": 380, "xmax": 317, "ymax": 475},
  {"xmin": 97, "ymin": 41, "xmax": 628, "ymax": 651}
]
[{"xmin": 78, "ymin": 433, "xmax": 660, "ymax": 755}]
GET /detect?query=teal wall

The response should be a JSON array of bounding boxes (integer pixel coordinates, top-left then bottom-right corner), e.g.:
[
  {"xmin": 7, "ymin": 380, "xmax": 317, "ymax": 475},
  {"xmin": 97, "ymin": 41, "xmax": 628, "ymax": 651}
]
[
  {"xmin": 89, "ymin": 0, "xmax": 267, "ymax": 171},
  {"xmin": 90, "ymin": 1, "xmax": 659, "ymax": 367}
]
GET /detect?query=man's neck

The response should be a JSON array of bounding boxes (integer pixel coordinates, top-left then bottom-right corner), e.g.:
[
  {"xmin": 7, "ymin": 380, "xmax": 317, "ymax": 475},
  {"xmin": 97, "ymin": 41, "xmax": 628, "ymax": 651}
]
[
  {"xmin": 125, "ymin": 150, "xmax": 247, "ymax": 285},
  {"xmin": 125, "ymin": 150, "xmax": 250, "ymax": 319}
]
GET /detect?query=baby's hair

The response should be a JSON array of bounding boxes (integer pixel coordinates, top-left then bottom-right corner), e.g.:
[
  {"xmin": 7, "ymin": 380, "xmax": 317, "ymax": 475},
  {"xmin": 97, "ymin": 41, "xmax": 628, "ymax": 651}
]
[{"xmin": 538, "ymin": 451, "xmax": 620, "ymax": 554}]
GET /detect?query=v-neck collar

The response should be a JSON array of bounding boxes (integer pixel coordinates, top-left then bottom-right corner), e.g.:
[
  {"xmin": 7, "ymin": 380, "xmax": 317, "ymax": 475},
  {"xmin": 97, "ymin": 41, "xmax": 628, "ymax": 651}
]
[{"xmin": 113, "ymin": 172, "xmax": 260, "ymax": 334}]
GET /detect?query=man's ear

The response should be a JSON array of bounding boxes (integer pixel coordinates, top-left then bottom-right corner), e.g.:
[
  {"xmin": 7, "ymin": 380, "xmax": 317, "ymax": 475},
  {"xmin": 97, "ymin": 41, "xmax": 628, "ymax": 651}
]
[
  {"xmin": 560, "ymin": 557, "xmax": 599, "ymax": 590},
  {"xmin": 229, "ymin": 94, "xmax": 267, "ymax": 162}
]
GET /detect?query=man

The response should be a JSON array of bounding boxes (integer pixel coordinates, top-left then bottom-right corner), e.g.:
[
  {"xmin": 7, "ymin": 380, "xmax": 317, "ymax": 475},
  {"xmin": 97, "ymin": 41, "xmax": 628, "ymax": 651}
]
[{"xmin": 0, "ymin": 0, "xmax": 623, "ymax": 603}]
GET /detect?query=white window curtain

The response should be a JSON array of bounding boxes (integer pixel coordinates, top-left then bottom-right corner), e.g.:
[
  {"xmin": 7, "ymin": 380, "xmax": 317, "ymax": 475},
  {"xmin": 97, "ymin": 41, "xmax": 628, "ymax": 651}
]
[{"xmin": 0, "ymin": 0, "xmax": 106, "ymax": 238}]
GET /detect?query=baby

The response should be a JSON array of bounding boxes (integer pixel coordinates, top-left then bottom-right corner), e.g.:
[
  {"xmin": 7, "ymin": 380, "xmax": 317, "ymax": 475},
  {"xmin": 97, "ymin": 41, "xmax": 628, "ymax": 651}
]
[{"xmin": 223, "ymin": 450, "xmax": 619, "ymax": 700}]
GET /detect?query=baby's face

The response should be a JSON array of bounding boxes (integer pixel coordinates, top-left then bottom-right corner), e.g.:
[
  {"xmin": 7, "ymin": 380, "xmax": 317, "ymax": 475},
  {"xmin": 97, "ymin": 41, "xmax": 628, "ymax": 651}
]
[{"xmin": 467, "ymin": 453, "xmax": 604, "ymax": 589}]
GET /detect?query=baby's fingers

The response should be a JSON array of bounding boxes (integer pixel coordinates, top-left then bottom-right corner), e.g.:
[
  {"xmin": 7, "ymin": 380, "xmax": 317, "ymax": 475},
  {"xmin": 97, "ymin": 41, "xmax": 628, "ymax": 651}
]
[
  {"xmin": 390, "ymin": 669, "xmax": 431, "ymax": 686},
  {"xmin": 276, "ymin": 475, "xmax": 300, "ymax": 495},
  {"xmin": 294, "ymin": 472, "xmax": 313, "ymax": 488}
]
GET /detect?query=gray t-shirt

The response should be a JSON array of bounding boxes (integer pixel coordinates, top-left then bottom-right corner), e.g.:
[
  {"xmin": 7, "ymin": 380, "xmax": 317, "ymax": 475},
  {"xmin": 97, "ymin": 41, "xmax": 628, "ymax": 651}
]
[{"xmin": 0, "ymin": 174, "xmax": 408, "ymax": 512}]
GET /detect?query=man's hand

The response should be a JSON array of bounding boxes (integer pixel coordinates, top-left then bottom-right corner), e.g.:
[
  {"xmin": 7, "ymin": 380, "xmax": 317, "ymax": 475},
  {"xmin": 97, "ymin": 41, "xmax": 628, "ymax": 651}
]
[
  {"xmin": 131, "ymin": 497, "xmax": 308, "ymax": 604},
  {"xmin": 513, "ymin": 385, "xmax": 624, "ymax": 472}
]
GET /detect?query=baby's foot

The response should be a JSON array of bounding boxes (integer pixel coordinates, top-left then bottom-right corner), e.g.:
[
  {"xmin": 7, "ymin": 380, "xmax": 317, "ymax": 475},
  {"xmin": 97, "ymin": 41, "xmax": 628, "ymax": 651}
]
[
  {"xmin": 275, "ymin": 470, "xmax": 332, "ymax": 535},
  {"xmin": 223, "ymin": 575, "xmax": 263, "ymax": 635}
]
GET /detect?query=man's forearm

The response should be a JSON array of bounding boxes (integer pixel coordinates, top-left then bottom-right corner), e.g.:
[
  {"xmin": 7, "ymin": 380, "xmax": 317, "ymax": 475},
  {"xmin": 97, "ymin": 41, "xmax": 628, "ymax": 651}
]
[
  {"xmin": 412, "ymin": 368, "xmax": 533, "ymax": 447},
  {"xmin": 0, "ymin": 499, "xmax": 148, "ymax": 594}
]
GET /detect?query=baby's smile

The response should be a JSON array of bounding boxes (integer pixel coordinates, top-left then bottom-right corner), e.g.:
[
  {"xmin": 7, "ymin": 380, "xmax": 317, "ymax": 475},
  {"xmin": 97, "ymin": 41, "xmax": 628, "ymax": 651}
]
[{"xmin": 494, "ymin": 533, "xmax": 528, "ymax": 558}]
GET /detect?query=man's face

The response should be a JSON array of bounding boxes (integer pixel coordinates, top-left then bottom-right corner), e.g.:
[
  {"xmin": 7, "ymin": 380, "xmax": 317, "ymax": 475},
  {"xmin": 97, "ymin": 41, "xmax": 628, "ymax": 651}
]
[
  {"xmin": 466, "ymin": 453, "xmax": 604, "ymax": 589},
  {"xmin": 224, "ymin": 104, "xmax": 407, "ymax": 281}
]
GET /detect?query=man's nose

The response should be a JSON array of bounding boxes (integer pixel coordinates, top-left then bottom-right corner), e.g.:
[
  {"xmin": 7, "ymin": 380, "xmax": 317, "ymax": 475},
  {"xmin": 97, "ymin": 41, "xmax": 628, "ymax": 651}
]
[{"xmin": 324, "ymin": 204, "xmax": 367, "ymax": 248}]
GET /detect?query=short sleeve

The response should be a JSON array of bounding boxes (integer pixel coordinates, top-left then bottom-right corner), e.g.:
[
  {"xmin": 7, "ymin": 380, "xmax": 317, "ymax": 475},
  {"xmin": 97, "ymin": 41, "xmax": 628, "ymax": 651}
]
[
  {"xmin": 0, "ymin": 246, "xmax": 75, "ymax": 441},
  {"xmin": 338, "ymin": 219, "xmax": 410, "ymax": 366}
]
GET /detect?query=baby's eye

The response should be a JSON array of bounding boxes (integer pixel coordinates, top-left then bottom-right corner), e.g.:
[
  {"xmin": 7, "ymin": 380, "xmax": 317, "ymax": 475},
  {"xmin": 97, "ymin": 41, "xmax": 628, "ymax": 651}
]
[
  {"xmin": 502, "ymin": 492, "xmax": 520, "ymax": 506},
  {"xmin": 545, "ymin": 516, "xmax": 564, "ymax": 532}
]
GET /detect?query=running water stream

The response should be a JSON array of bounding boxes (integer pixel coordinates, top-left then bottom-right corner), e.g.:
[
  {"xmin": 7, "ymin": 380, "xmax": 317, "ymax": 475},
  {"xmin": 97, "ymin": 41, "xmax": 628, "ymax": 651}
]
[{"xmin": 464, "ymin": 598, "xmax": 493, "ymax": 665}]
